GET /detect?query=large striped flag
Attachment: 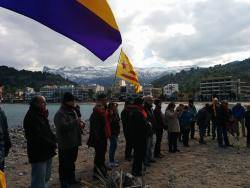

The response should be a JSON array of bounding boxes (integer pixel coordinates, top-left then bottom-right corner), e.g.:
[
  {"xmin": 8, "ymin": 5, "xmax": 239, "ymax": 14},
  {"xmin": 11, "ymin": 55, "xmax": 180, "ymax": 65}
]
[
  {"xmin": 0, "ymin": 0, "xmax": 122, "ymax": 61},
  {"xmin": 116, "ymin": 50, "xmax": 142, "ymax": 93}
]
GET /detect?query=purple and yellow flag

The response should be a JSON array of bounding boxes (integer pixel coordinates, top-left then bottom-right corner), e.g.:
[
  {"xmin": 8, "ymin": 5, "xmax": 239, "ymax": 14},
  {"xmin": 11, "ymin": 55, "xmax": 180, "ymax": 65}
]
[{"xmin": 0, "ymin": 0, "xmax": 122, "ymax": 61}]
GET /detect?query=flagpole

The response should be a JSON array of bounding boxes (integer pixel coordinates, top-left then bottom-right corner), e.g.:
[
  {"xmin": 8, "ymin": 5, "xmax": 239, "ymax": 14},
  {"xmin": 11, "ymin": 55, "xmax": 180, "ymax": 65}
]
[{"xmin": 111, "ymin": 48, "xmax": 123, "ymax": 100}]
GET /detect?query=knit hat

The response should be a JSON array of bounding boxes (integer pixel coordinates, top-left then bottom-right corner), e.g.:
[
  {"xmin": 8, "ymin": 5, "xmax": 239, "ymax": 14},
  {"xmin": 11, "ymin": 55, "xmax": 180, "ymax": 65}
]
[{"xmin": 62, "ymin": 92, "xmax": 75, "ymax": 103}]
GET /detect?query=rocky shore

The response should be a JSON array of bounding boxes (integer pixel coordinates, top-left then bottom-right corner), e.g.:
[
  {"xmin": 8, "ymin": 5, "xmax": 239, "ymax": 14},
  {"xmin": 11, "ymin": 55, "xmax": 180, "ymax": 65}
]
[{"xmin": 5, "ymin": 127, "xmax": 250, "ymax": 188}]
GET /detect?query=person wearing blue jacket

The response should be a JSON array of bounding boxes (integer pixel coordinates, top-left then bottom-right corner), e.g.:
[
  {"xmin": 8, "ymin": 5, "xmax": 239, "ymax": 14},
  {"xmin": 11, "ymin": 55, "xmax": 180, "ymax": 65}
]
[
  {"xmin": 232, "ymin": 103, "xmax": 246, "ymax": 137},
  {"xmin": 179, "ymin": 106, "xmax": 193, "ymax": 147}
]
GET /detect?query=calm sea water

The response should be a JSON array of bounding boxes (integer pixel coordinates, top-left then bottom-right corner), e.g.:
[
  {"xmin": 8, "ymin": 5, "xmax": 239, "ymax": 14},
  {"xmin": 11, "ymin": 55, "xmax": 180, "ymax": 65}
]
[{"xmin": 0, "ymin": 102, "xmax": 206, "ymax": 128}]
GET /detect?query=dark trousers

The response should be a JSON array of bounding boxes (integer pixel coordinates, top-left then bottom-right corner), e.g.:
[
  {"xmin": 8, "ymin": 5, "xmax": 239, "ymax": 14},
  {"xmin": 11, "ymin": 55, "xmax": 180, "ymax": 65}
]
[
  {"xmin": 182, "ymin": 128, "xmax": 190, "ymax": 146},
  {"xmin": 199, "ymin": 124, "xmax": 206, "ymax": 142},
  {"xmin": 212, "ymin": 121, "xmax": 217, "ymax": 138},
  {"xmin": 154, "ymin": 129, "xmax": 163, "ymax": 157},
  {"xmin": 109, "ymin": 135, "xmax": 118, "ymax": 163},
  {"xmin": 217, "ymin": 126, "xmax": 229, "ymax": 146},
  {"xmin": 247, "ymin": 127, "xmax": 250, "ymax": 146},
  {"xmin": 179, "ymin": 127, "xmax": 183, "ymax": 142},
  {"xmin": 190, "ymin": 121, "xmax": 196, "ymax": 139},
  {"xmin": 0, "ymin": 160, "xmax": 4, "ymax": 171},
  {"xmin": 94, "ymin": 140, "xmax": 107, "ymax": 177},
  {"xmin": 132, "ymin": 141, "xmax": 146, "ymax": 176},
  {"xmin": 124, "ymin": 134, "xmax": 133, "ymax": 159},
  {"xmin": 58, "ymin": 147, "xmax": 78, "ymax": 187},
  {"xmin": 168, "ymin": 132, "xmax": 179, "ymax": 152}
]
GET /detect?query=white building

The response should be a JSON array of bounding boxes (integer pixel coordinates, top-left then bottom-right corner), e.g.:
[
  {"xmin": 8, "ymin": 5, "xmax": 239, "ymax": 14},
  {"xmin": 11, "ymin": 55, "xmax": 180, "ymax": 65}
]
[
  {"xmin": 163, "ymin": 84, "xmax": 179, "ymax": 97},
  {"xmin": 86, "ymin": 84, "xmax": 105, "ymax": 94}
]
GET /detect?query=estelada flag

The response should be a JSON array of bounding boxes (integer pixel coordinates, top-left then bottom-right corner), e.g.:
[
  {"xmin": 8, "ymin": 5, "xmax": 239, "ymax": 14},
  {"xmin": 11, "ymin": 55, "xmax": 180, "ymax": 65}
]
[
  {"xmin": 116, "ymin": 50, "xmax": 142, "ymax": 93},
  {"xmin": 0, "ymin": 0, "xmax": 122, "ymax": 61}
]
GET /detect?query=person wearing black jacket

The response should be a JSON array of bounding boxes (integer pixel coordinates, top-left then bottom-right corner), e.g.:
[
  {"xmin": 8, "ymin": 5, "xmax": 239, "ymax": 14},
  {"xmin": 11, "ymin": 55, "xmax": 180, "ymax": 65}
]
[
  {"xmin": 153, "ymin": 99, "xmax": 165, "ymax": 158},
  {"xmin": 130, "ymin": 97, "xmax": 149, "ymax": 177},
  {"xmin": 54, "ymin": 93, "xmax": 85, "ymax": 188},
  {"xmin": 0, "ymin": 83, "xmax": 11, "ymax": 171},
  {"xmin": 121, "ymin": 100, "xmax": 134, "ymax": 161},
  {"xmin": 216, "ymin": 101, "xmax": 232, "ymax": 147},
  {"xmin": 245, "ymin": 105, "xmax": 250, "ymax": 147},
  {"xmin": 87, "ymin": 94, "xmax": 110, "ymax": 179},
  {"xmin": 23, "ymin": 96, "xmax": 56, "ymax": 188}
]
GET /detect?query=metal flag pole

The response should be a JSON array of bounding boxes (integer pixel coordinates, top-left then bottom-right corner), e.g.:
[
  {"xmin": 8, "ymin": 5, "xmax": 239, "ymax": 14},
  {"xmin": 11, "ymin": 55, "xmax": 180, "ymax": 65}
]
[{"xmin": 111, "ymin": 48, "xmax": 123, "ymax": 99}]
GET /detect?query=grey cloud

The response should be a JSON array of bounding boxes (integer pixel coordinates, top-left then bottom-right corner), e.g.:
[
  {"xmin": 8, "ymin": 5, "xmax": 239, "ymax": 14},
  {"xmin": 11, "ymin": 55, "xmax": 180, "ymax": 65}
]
[{"xmin": 148, "ymin": 0, "xmax": 250, "ymax": 63}]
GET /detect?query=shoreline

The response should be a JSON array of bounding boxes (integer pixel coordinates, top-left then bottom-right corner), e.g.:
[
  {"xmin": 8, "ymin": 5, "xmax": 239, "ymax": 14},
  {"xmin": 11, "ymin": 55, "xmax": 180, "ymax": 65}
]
[{"xmin": 5, "ymin": 126, "xmax": 250, "ymax": 188}]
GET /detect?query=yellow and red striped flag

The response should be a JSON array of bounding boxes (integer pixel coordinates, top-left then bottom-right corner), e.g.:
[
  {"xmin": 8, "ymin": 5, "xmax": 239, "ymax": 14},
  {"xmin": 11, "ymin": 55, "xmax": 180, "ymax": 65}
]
[{"xmin": 116, "ymin": 50, "xmax": 142, "ymax": 93}]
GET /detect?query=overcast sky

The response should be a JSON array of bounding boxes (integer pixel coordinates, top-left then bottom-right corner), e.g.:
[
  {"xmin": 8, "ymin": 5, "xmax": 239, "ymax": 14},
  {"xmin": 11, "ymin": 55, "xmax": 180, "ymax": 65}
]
[{"xmin": 1, "ymin": 0, "xmax": 250, "ymax": 71}]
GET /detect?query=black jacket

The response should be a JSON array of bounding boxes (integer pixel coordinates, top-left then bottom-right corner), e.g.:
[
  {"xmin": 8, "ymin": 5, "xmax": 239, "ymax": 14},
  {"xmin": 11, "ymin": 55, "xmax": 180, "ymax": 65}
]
[
  {"xmin": 217, "ymin": 107, "xmax": 232, "ymax": 128},
  {"xmin": 245, "ymin": 111, "xmax": 250, "ymax": 129},
  {"xmin": 129, "ymin": 105, "xmax": 149, "ymax": 146},
  {"xmin": 23, "ymin": 109, "xmax": 56, "ymax": 163},
  {"xmin": 54, "ymin": 106, "xmax": 82, "ymax": 149},
  {"xmin": 153, "ymin": 108, "xmax": 165, "ymax": 131},
  {"xmin": 109, "ymin": 112, "xmax": 120, "ymax": 137},
  {"xmin": 87, "ymin": 108, "xmax": 107, "ymax": 148},
  {"xmin": 0, "ymin": 107, "xmax": 11, "ymax": 161},
  {"xmin": 121, "ymin": 106, "xmax": 134, "ymax": 139}
]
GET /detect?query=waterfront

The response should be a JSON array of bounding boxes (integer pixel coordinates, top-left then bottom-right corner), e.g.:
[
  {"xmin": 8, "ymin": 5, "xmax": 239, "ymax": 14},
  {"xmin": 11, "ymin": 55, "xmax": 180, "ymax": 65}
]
[{"xmin": 2, "ymin": 102, "xmax": 249, "ymax": 128}]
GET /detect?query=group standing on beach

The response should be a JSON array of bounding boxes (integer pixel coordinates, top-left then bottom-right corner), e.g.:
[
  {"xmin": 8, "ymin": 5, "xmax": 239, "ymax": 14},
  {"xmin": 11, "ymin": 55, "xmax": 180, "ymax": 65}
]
[{"xmin": 1, "ymin": 82, "xmax": 250, "ymax": 188}]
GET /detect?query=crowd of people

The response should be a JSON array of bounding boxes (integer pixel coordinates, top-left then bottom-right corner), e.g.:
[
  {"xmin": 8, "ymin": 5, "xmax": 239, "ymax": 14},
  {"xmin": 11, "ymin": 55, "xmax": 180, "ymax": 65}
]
[{"xmin": 1, "ymin": 82, "xmax": 250, "ymax": 188}]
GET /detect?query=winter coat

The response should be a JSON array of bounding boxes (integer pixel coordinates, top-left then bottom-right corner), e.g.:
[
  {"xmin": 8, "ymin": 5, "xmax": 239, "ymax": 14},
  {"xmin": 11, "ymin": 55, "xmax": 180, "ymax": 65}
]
[
  {"xmin": 87, "ymin": 107, "xmax": 107, "ymax": 148},
  {"xmin": 188, "ymin": 105, "xmax": 197, "ymax": 121},
  {"xmin": 129, "ymin": 105, "xmax": 149, "ymax": 146},
  {"xmin": 217, "ymin": 106, "xmax": 232, "ymax": 128},
  {"xmin": 109, "ymin": 111, "xmax": 120, "ymax": 137},
  {"xmin": 245, "ymin": 111, "xmax": 250, "ymax": 129},
  {"xmin": 165, "ymin": 109, "xmax": 180, "ymax": 133},
  {"xmin": 54, "ymin": 105, "xmax": 82, "ymax": 149},
  {"xmin": 23, "ymin": 109, "xmax": 56, "ymax": 163},
  {"xmin": 0, "ymin": 107, "xmax": 11, "ymax": 163},
  {"xmin": 153, "ymin": 107, "xmax": 165, "ymax": 131},
  {"xmin": 232, "ymin": 105, "xmax": 245, "ymax": 120},
  {"xmin": 197, "ymin": 107, "xmax": 211, "ymax": 127},
  {"xmin": 179, "ymin": 111, "xmax": 193, "ymax": 129},
  {"xmin": 121, "ymin": 106, "xmax": 133, "ymax": 139},
  {"xmin": 144, "ymin": 104, "xmax": 156, "ymax": 136}
]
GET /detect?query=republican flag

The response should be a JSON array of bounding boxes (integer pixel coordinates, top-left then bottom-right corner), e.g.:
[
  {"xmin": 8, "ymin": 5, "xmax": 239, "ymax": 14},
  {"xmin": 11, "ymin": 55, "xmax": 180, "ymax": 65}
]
[
  {"xmin": 0, "ymin": 0, "xmax": 122, "ymax": 61},
  {"xmin": 116, "ymin": 49, "xmax": 142, "ymax": 93}
]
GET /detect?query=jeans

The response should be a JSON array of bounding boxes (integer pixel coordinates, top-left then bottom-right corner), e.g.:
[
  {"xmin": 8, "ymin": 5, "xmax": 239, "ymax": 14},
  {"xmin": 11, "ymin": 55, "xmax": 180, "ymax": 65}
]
[
  {"xmin": 182, "ymin": 128, "xmax": 190, "ymax": 146},
  {"xmin": 109, "ymin": 135, "xmax": 118, "ymax": 163},
  {"xmin": 58, "ymin": 147, "xmax": 78, "ymax": 188},
  {"xmin": 31, "ymin": 158, "xmax": 52, "ymax": 188},
  {"xmin": 212, "ymin": 121, "xmax": 217, "ymax": 138},
  {"xmin": 217, "ymin": 126, "xmax": 229, "ymax": 146},
  {"xmin": 145, "ymin": 135, "xmax": 154, "ymax": 163},
  {"xmin": 199, "ymin": 124, "xmax": 207, "ymax": 143},
  {"xmin": 190, "ymin": 121, "xmax": 196, "ymax": 139},
  {"xmin": 168, "ymin": 132, "xmax": 179, "ymax": 152}
]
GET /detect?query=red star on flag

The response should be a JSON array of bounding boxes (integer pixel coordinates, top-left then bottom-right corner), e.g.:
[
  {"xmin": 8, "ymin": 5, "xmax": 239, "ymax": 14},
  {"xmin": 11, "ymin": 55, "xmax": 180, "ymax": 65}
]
[{"xmin": 122, "ymin": 61, "xmax": 127, "ymax": 69}]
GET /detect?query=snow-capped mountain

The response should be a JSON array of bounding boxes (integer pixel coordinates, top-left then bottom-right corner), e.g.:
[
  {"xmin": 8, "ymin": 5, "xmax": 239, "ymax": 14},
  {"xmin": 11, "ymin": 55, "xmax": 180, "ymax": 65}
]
[{"xmin": 43, "ymin": 65, "xmax": 190, "ymax": 86}]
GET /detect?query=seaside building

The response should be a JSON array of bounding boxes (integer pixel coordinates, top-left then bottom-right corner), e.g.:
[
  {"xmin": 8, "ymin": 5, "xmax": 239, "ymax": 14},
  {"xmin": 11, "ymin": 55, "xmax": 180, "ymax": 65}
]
[
  {"xmin": 143, "ymin": 84, "xmax": 153, "ymax": 96},
  {"xmin": 163, "ymin": 84, "xmax": 179, "ymax": 97},
  {"xmin": 200, "ymin": 76, "xmax": 250, "ymax": 100},
  {"xmin": 24, "ymin": 87, "xmax": 37, "ymax": 102}
]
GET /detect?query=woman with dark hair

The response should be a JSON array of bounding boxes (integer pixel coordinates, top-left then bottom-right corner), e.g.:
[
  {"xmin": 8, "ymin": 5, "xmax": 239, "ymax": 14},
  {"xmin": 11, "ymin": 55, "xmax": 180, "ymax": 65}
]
[
  {"xmin": 24, "ymin": 96, "xmax": 56, "ymax": 188},
  {"xmin": 107, "ymin": 102, "xmax": 120, "ymax": 167},
  {"xmin": 165, "ymin": 102, "xmax": 180, "ymax": 153}
]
